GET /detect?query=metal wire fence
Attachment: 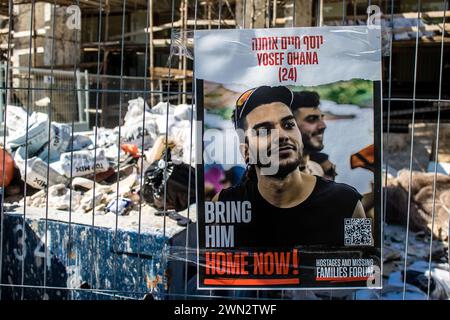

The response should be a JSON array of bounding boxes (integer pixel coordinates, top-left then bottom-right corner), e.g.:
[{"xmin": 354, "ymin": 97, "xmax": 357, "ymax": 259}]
[
  {"xmin": 1, "ymin": 64, "xmax": 89, "ymax": 127},
  {"xmin": 0, "ymin": 0, "xmax": 449, "ymax": 300}
]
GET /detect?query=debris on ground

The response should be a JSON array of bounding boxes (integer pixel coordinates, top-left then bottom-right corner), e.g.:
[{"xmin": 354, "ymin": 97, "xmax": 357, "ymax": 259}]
[
  {"xmin": 385, "ymin": 170, "xmax": 450, "ymax": 241},
  {"xmin": 1, "ymin": 98, "xmax": 195, "ymax": 221},
  {"xmin": 2, "ymin": 97, "xmax": 449, "ymax": 300}
]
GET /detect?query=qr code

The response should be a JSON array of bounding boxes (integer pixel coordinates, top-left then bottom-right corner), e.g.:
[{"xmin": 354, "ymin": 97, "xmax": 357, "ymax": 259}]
[{"xmin": 344, "ymin": 218, "xmax": 373, "ymax": 246}]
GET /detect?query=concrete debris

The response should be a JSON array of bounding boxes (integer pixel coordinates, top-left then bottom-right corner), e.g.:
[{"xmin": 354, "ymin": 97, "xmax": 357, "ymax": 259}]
[
  {"xmin": 94, "ymin": 203, "xmax": 106, "ymax": 214},
  {"xmin": 3, "ymin": 98, "xmax": 194, "ymax": 221},
  {"xmin": 113, "ymin": 171, "xmax": 137, "ymax": 197},
  {"xmin": 25, "ymin": 183, "xmax": 83, "ymax": 211},
  {"xmin": 71, "ymin": 177, "xmax": 112, "ymax": 194},
  {"xmin": 385, "ymin": 170, "xmax": 450, "ymax": 241},
  {"xmin": 72, "ymin": 177, "xmax": 98, "ymax": 190},
  {"xmin": 3, "ymin": 95, "xmax": 450, "ymax": 300},
  {"xmin": 79, "ymin": 190, "xmax": 105, "ymax": 212},
  {"xmin": 360, "ymin": 224, "xmax": 450, "ymax": 300}
]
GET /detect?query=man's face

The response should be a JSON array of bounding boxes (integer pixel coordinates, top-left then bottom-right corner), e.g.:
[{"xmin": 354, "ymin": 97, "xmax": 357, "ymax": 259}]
[
  {"xmin": 242, "ymin": 102, "xmax": 303, "ymax": 178},
  {"xmin": 294, "ymin": 107, "xmax": 326, "ymax": 153}
]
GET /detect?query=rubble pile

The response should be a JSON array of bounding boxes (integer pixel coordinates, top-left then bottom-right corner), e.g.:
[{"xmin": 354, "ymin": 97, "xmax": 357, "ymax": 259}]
[
  {"xmin": 2, "ymin": 97, "xmax": 195, "ymax": 217},
  {"xmin": 369, "ymin": 169, "xmax": 450, "ymax": 300},
  {"xmin": 385, "ymin": 170, "xmax": 450, "ymax": 241},
  {"xmin": 356, "ymin": 224, "xmax": 449, "ymax": 300},
  {"xmin": 1, "ymin": 97, "xmax": 449, "ymax": 300},
  {"xmin": 299, "ymin": 170, "xmax": 450, "ymax": 300}
]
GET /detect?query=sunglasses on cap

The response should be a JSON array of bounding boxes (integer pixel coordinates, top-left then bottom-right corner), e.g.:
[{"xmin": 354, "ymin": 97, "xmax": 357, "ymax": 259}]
[{"xmin": 234, "ymin": 88, "xmax": 257, "ymax": 128}]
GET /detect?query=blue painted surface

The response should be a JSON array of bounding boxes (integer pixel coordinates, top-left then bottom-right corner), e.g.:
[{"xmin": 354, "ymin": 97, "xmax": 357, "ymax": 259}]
[{"xmin": 1, "ymin": 213, "xmax": 169, "ymax": 300}]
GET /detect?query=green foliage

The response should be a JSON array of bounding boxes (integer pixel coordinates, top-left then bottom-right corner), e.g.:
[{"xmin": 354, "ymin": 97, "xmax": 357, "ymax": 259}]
[
  {"xmin": 208, "ymin": 107, "xmax": 234, "ymax": 120},
  {"xmin": 292, "ymin": 79, "xmax": 373, "ymax": 107}
]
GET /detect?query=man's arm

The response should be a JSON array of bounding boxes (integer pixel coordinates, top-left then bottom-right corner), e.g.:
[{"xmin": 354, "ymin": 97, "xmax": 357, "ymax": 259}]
[{"xmin": 351, "ymin": 200, "xmax": 366, "ymax": 218}]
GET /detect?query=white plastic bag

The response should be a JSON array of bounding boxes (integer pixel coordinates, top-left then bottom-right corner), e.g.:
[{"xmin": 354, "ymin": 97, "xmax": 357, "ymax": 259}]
[
  {"xmin": 5, "ymin": 105, "xmax": 31, "ymax": 135},
  {"xmin": 122, "ymin": 116, "xmax": 158, "ymax": 150},
  {"xmin": 150, "ymin": 101, "xmax": 175, "ymax": 115},
  {"xmin": 94, "ymin": 128, "xmax": 118, "ymax": 148},
  {"xmin": 69, "ymin": 134, "xmax": 93, "ymax": 151},
  {"xmin": 124, "ymin": 97, "xmax": 151, "ymax": 124},
  {"xmin": 174, "ymin": 104, "xmax": 193, "ymax": 121},
  {"xmin": 14, "ymin": 146, "xmax": 67, "ymax": 189},
  {"xmin": 170, "ymin": 120, "xmax": 196, "ymax": 165},
  {"xmin": 122, "ymin": 97, "xmax": 159, "ymax": 150},
  {"xmin": 8, "ymin": 111, "xmax": 49, "ymax": 155},
  {"xmin": 38, "ymin": 122, "xmax": 72, "ymax": 162},
  {"xmin": 60, "ymin": 148, "xmax": 110, "ymax": 177}
]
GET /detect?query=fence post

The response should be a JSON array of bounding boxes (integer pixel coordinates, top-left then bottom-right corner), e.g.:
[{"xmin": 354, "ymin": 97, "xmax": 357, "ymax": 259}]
[
  {"xmin": 84, "ymin": 70, "xmax": 90, "ymax": 126},
  {"xmin": 75, "ymin": 68, "xmax": 84, "ymax": 126},
  {"xmin": 317, "ymin": 0, "xmax": 324, "ymax": 27},
  {"xmin": 159, "ymin": 79, "xmax": 163, "ymax": 102},
  {"xmin": 0, "ymin": 62, "xmax": 4, "ymax": 134}
]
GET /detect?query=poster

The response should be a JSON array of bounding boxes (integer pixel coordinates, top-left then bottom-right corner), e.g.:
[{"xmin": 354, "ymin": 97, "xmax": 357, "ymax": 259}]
[{"xmin": 194, "ymin": 26, "xmax": 382, "ymax": 290}]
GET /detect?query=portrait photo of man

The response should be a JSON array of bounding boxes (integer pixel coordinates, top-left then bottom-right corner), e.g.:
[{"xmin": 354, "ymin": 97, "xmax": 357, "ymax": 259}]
[
  {"xmin": 213, "ymin": 85, "xmax": 367, "ymax": 249},
  {"xmin": 192, "ymin": 26, "xmax": 382, "ymax": 292},
  {"xmin": 291, "ymin": 91, "xmax": 337, "ymax": 180}
]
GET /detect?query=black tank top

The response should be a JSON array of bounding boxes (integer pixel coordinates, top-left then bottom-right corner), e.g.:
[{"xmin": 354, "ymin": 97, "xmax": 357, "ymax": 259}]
[{"xmin": 218, "ymin": 176, "xmax": 362, "ymax": 248}]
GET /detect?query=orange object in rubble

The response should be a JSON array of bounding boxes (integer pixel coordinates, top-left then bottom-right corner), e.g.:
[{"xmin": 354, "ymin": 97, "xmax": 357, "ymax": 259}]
[
  {"xmin": 121, "ymin": 143, "xmax": 140, "ymax": 158},
  {"xmin": 0, "ymin": 147, "xmax": 15, "ymax": 187}
]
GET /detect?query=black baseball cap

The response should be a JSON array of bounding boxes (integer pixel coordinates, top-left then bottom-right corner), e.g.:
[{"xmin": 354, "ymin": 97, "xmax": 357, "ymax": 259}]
[{"xmin": 233, "ymin": 85, "xmax": 294, "ymax": 129}]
